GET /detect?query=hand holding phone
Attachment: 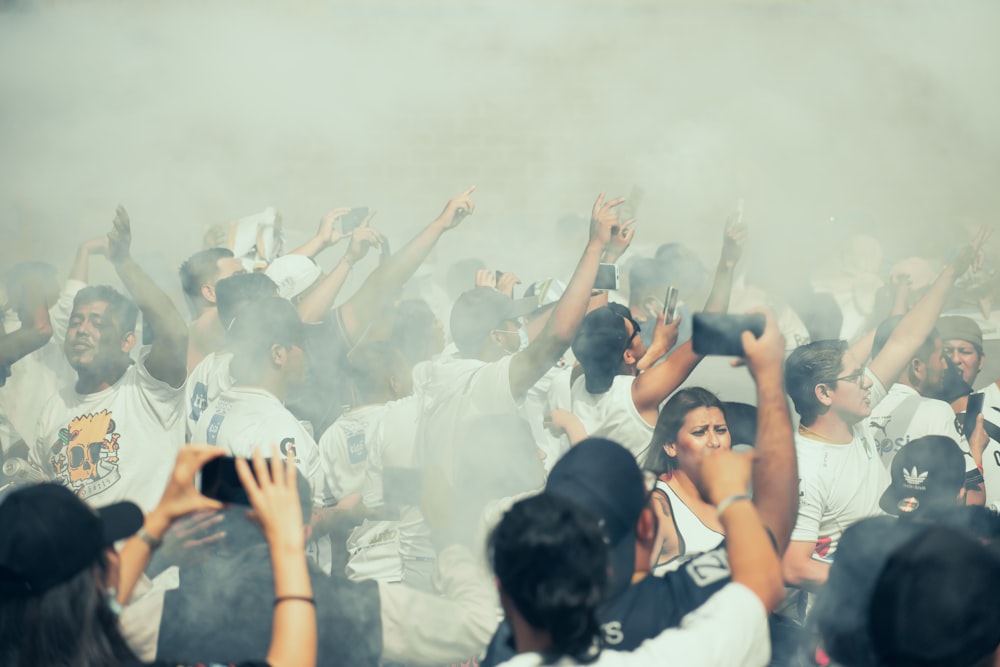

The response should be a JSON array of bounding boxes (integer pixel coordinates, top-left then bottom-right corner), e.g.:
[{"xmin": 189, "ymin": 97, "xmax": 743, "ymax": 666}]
[
  {"xmin": 340, "ymin": 207, "xmax": 370, "ymax": 233},
  {"xmin": 692, "ymin": 312, "xmax": 766, "ymax": 357},
  {"xmin": 594, "ymin": 263, "xmax": 620, "ymax": 291},
  {"xmin": 663, "ymin": 286, "xmax": 679, "ymax": 323},
  {"xmin": 964, "ymin": 392, "xmax": 985, "ymax": 441}
]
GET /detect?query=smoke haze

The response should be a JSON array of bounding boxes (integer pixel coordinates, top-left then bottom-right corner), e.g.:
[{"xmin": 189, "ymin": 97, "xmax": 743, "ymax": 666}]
[{"xmin": 2, "ymin": 0, "xmax": 999, "ymax": 298}]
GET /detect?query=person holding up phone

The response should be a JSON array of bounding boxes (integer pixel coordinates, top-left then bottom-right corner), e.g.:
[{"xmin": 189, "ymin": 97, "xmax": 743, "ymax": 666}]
[
  {"xmin": 567, "ymin": 219, "xmax": 746, "ymax": 461},
  {"xmin": 0, "ymin": 444, "xmax": 316, "ymax": 667}
]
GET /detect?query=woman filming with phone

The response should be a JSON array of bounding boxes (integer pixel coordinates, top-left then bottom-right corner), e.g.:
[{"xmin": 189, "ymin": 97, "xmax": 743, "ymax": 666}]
[{"xmin": 0, "ymin": 445, "xmax": 316, "ymax": 667}]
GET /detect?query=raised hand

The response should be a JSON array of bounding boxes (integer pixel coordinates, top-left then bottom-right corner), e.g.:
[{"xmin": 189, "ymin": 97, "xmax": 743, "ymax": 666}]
[
  {"xmin": 696, "ymin": 447, "xmax": 755, "ymax": 506},
  {"xmin": 317, "ymin": 207, "xmax": 352, "ymax": 247},
  {"xmin": 496, "ymin": 271, "xmax": 521, "ymax": 298},
  {"xmin": 950, "ymin": 226, "xmax": 993, "ymax": 277},
  {"xmin": 344, "ymin": 213, "xmax": 381, "ymax": 264},
  {"xmin": 435, "ymin": 186, "xmax": 477, "ymax": 230},
  {"xmin": 474, "ymin": 269, "xmax": 497, "ymax": 289},
  {"xmin": 151, "ymin": 446, "xmax": 226, "ymax": 525},
  {"xmin": 604, "ymin": 217, "xmax": 637, "ymax": 263},
  {"xmin": 589, "ymin": 193, "xmax": 626, "ymax": 248},
  {"xmin": 739, "ymin": 308, "xmax": 785, "ymax": 380},
  {"xmin": 235, "ymin": 445, "xmax": 306, "ymax": 551},
  {"xmin": 721, "ymin": 202, "xmax": 748, "ymax": 268},
  {"xmin": 107, "ymin": 205, "xmax": 132, "ymax": 265}
]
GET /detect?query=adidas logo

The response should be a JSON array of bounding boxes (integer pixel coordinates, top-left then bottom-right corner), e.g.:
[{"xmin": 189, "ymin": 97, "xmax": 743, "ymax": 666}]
[{"xmin": 902, "ymin": 466, "xmax": 928, "ymax": 488}]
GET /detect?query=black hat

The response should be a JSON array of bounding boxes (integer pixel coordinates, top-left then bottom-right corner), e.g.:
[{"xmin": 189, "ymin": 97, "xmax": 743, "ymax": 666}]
[
  {"xmin": 0, "ymin": 483, "xmax": 143, "ymax": 596},
  {"xmin": 545, "ymin": 438, "xmax": 646, "ymax": 598},
  {"xmin": 879, "ymin": 436, "xmax": 966, "ymax": 517},
  {"xmin": 572, "ymin": 306, "xmax": 633, "ymax": 394},
  {"xmin": 868, "ymin": 525, "xmax": 1000, "ymax": 667},
  {"xmin": 449, "ymin": 287, "xmax": 537, "ymax": 358}
]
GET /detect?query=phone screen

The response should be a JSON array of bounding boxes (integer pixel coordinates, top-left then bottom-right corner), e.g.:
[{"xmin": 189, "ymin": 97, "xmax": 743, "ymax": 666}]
[
  {"xmin": 341, "ymin": 207, "xmax": 369, "ymax": 233},
  {"xmin": 200, "ymin": 456, "xmax": 258, "ymax": 505},
  {"xmin": 692, "ymin": 313, "xmax": 765, "ymax": 357},
  {"xmin": 964, "ymin": 392, "xmax": 985, "ymax": 439},
  {"xmin": 594, "ymin": 263, "xmax": 619, "ymax": 291},
  {"xmin": 663, "ymin": 286, "xmax": 679, "ymax": 322}
]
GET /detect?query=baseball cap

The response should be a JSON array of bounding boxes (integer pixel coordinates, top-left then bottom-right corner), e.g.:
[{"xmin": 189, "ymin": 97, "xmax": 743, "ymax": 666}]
[
  {"xmin": 264, "ymin": 254, "xmax": 322, "ymax": 300},
  {"xmin": 936, "ymin": 315, "xmax": 984, "ymax": 352},
  {"xmin": 868, "ymin": 525, "xmax": 1000, "ymax": 667},
  {"xmin": 545, "ymin": 438, "xmax": 647, "ymax": 598},
  {"xmin": 571, "ymin": 306, "xmax": 634, "ymax": 394},
  {"xmin": 449, "ymin": 287, "xmax": 537, "ymax": 358},
  {"xmin": 879, "ymin": 436, "xmax": 966, "ymax": 517},
  {"xmin": 0, "ymin": 483, "xmax": 143, "ymax": 596}
]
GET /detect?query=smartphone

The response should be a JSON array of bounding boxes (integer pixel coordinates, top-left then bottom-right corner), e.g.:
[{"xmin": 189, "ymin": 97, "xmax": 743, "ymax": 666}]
[
  {"xmin": 663, "ymin": 286, "xmax": 679, "ymax": 322},
  {"xmin": 692, "ymin": 312, "xmax": 765, "ymax": 357},
  {"xmin": 964, "ymin": 392, "xmax": 985, "ymax": 440},
  {"xmin": 495, "ymin": 270, "xmax": 504, "ymax": 283},
  {"xmin": 382, "ymin": 466, "xmax": 423, "ymax": 506},
  {"xmin": 341, "ymin": 207, "xmax": 369, "ymax": 233},
  {"xmin": 594, "ymin": 263, "xmax": 620, "ymax": 291},
  {"xmin": 199, "ymin": 456, "xmax": 259, "ymax": 505}
]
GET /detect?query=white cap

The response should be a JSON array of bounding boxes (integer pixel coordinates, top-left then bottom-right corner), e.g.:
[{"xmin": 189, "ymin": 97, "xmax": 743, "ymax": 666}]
[{"xmin": 265, "ymin": 255, "xmax": 322, "ymax": 300}]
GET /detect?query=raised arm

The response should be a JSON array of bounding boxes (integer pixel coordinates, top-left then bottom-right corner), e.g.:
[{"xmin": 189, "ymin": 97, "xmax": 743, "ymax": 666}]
[
  {"xmin": 68, "ymin": 237, "xmax": 108, "ymax": 284},
  {"xmin": 740, "ymin": 310, "xmax": 797, "ymax": 553},
  {"xmin": 339, "ymin": 187, "xmax": 476, "ymax": 341},
  {"xmin": 868, "ymin": 228, "xmax": 990, "ymax": 387},
  {"xmin": 107, "ymin": 206, "xmax": 189, "ymax": 388},
  {"xmin": 297, "ymin": 219, "xmax": 381, "ymax": 324},
  {"xmin": 288, "ymin": 207, "xmax": 352, "ymax": 259},
  {"xmin": 631, "ymin": 220, "xmax": 745, "ymax": 414},
  {"xmin": 507, "ymin": 193, "xmax": 616, "ymax": 399}
]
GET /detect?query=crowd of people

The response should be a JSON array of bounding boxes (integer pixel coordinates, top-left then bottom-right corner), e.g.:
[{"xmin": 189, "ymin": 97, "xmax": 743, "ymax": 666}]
[{"xmin": 0, "ymin": 189, "xmax": 998, "ymax": 667}]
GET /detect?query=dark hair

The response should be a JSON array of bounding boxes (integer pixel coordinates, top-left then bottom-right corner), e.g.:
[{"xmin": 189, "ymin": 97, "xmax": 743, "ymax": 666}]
[
  {"xmin": 179, "ymin": 247, "xmax": 236, "ymax": 315},
  {"xmin": 643, "ymin": 387, "xmax": 728, "ymax": 474},
  {"xmin": 228, "ymin": 296, "xmax": 304, "ymax": 381},
  {"xmin": 785, "ymin": 339, "xmax": 849, "ymax": 426},
  {"xmin": 390, "ymin": 299, "xmax": 442, "ymax": 366},
  {"xmin": 72, "ymin": 285, "xmax": 139, "ymax": 336},
  {"xmin": 345, "ymin": 341, "xmax": 409, "ymax": 404},
  {"xmin": 0, "ymin": 554, "xmax": 136, "ymax": 667},
  {"xmin": 490, "ymin": 493, "xmax": 606, "ymax": 664},
  {"xmin": 215, "ymin": 272, "xmax": 278, "ymax": 330}
]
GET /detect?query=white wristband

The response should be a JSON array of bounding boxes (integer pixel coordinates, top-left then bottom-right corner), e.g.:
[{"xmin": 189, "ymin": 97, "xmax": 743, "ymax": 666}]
[{"xmin": 716, "ymin": 494, "xmax": 751, "ymax": 518}]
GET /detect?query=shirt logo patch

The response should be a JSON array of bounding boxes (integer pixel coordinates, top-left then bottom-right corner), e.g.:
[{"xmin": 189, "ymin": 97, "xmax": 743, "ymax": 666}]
[
  {"xmin": 190, "ymin": 382, "xmax": 209, "ymax": 422},
  {"xmin": 347, "ymin": 433, "xmax": 367, "ymax": 464},
  {"xmin": 684, "ymin": 549, "xmax": 731, "ymax": 587},
  {"xmin": 206, "ymin": 414, "xmax": 225, "ymax": 445}
]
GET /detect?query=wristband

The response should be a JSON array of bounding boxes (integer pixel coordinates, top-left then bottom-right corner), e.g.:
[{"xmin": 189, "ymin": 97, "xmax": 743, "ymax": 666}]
[
  {"xmin": 716, "ymin": 494, "xmax": 752, "ymax": 518},
  {"xmin": 136, "ymin": 527, "xmax": 163, "ymax": 551},
  {"xmin": 274, "ymin": 595, "xmax": 315, "ymax": 607}
]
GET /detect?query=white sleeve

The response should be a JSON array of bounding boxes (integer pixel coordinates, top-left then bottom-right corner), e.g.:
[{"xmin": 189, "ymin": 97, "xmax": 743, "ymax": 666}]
[
  {"xmin": 378, "ymin": 545, "xmax": 499, "ymax": 665},
  {"xmin": 318, "ymin": 422, "xmax": 368, "ymax": 502},
  {"xmin": 133, "ymin": 347, "xmax": 184, "ymax": 428},
  {"xmin": 465, "ymin": 356, "xmax": 520, "ymax": 415},
  {"xmin": 626, "ymin": 583, "xmax": 770, "ymax": 667},
  {"xmin": 866, "ymin": 368, "xmax": 888, "ymax": 410},
  {"xmin": 789, "ymin": 466, "xmax": 824, "ymax": 545},
  {"xmin": 49, "ymin": 280, "xmax": 85, "ymax": 343},
  {"xmin": 982, "ymin": 439, "xmax": 1000, "ymax": 512}
]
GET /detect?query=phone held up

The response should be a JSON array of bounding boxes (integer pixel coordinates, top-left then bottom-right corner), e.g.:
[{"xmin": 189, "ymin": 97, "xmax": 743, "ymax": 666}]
[
  {"xmin": 663, "ymin": 286, "xmax": 679, "ymax": 323},
  {"xmin": 594, "ymin": 263, "xmax": 619, "ymax": 291},
  {"xmin": 340, "ymin": 207, "xmax": 369, "ymax": 233},
  {"xmin": 692, "ymin": 312, "xmax": 765, "ymax": 357},
  {"xmin": 200, "ymin": 456, "xmax": 257, "ymax": 505}
]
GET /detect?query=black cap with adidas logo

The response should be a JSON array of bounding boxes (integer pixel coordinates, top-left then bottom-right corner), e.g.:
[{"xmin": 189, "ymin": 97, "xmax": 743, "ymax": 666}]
[{"xmin": 879, "ymin": 435, "xmax": 966, "ymax": 517}]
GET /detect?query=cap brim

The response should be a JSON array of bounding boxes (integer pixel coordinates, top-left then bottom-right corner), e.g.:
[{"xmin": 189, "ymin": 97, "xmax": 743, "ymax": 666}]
[{"xmin": 98, "ymin": 501, "xmax": 144, "ymax": 545}]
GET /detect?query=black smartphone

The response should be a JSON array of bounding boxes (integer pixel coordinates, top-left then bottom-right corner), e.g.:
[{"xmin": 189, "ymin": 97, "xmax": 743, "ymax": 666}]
[
  {"xmin": 341, "ymin": 207, "xmax": 369, "ymax": 233},
  {"xmin": 964, "ymin": 392, "xmax": 985, "ymax": 440},
  {"xmin": 200, "ymin": 456, "xmax": 259, "ymax": 505},
  {"xmin": 495, "ymin": 270, "xmax": 504, "ymax": 283},
  {"xmin": 692, "ymin": 312, "xmax": 765, "ymax": 357},
  {"xmin": 663, "ymin": 285, "xmax": 679, "ymax": 322},
  {"xmin": 594, "ymin": 263, "xmax": 620, "ymax": 291},
  {"xmin": 382, "ymin": 466, "xmax": 423, "ymax": 506}
]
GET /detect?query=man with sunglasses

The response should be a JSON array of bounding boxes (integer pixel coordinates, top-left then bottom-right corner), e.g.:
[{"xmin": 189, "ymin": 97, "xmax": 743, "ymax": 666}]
[{"xmin": 781, "ymin": 237, "xmax": 988, "ymax": 595}]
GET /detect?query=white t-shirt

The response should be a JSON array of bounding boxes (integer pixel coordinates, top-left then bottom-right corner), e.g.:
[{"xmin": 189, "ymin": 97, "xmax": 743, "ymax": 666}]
[
  {"xmin": 0, "ymin": 279, "xmax": 83, "ymax": 451},
  {"xmin": 978, "ymin": 382, "xmax": 1000, "ymax": 511},
  {"xmin": 570, "ymin": 374, "xmax": 653, "ymax": 461},
  {"xmin": 790, "ymin": 370, "xmax": 889, "ymax": 562},
  {"xmin": 415, "ymin": 352, "xmax": 520, "ymax": 483},
  {"xmin": 318, "ymin": 403, "xmax": 386, "ymax": 505},
  {"xmin": 184, "ymin": 351, "xmax": 233, "ymax": 442},
  {"xmin": 521, "ymin": 358, "xmax": 573, "ymax": 473},
  {"xmin": 31, "ymin": 347, "xmax": 185, "ymax": 511},
  {"xmin": 868, "ymin": 383, "xmax": 980, "ymax": 482},
  {"xmin": 495, "ymin": 583, "xmax": 769, "ymax": 667},
  {"xmin": 191, "ymin": 385, "xmax": 324, "ymax": 505}
]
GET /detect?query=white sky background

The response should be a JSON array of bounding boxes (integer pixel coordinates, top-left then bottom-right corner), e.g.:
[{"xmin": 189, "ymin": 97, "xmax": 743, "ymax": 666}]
[{"xmin": 1, "ymin": 0, "xmax": 998, "ymax": 302}]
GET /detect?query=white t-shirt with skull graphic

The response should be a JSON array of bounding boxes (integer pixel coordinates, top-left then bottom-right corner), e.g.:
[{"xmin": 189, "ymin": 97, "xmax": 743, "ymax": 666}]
[{"xmin": 31, "ymin": 346, "xmax": 185, "ymax": 512}]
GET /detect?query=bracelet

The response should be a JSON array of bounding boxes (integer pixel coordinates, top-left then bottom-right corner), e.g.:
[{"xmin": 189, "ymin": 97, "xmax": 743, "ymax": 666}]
[
  {"xmin": 716, "ymin": 494, "xmax": 752, "ymax": 518},
  {"xmin": 135, "ymin": 527, "xmax": 163, "ymax": 551},
  {"xmin": 274, "ymin": 595, "xmax": 316, "ymax": 607}
]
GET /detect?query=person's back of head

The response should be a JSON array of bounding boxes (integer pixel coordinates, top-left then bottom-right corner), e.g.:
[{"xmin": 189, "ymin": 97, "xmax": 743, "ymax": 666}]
[
  {"xmin": 571, "ymin": 306, "xmax": 633, "ymax": 394},
  {"xmin": 228, "ymin": 296, "xmax": 305, "ymax": 385},
  {"xmin": 784, "ymin": 338, "xmax": 849, "ymax": 426},
  {"xmin": 628, "ymin": 258, "xmax": 669, "ymax": 305},
  {"xmin": 490, "ymin": 493, "xmax": 606, "ymax": 664},
  {"xmin": 390, "ymin": 299, "xmax": 444, "ymax": 367},
  {"xmin": 179, "ymin": 247, "xmax": 239, "ymax": 317},
  {"xmin": 345, "ymin": 341, "xmax": 412, "ymax": 405},
  {"xmin": 215, "ymin": 272, "xmax": 279, "ymax": 331},
  {"xmin": 878, "ymin": 435, "xmax": 967, "ymax": 518}
]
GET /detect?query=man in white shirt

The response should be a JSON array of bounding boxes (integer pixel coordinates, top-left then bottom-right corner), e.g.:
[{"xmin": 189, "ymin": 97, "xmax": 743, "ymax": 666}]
[
  {"xmin": 568, "ymin": 221, "xmax": 743, "ymax": 460},
  {"xmin": 415, "ymin": 193, "xmax": 625, "ymax": 486},
  {"xmin": 866, "ymin": 316, "xmax": 985, "ymax": 499},
  {"xmin": 32, "ymin": 207, "xmax": 189, "ymax": 511},
  {"xmin": 781, "ymin": 242, "xmax": 984, "ymax": 590},
  {"xmin": 191, "ymin": 296, "xmax": 324, "ymax": 505}
]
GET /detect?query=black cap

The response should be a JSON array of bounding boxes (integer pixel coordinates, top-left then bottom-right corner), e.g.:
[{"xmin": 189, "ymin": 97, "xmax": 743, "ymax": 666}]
[
  {"xmin": 571, "ymin": 307, "xmax": 631, "ymax": 394},
  {"xmin": 545, "ymin": 438, "xmax": 646, "ymax": 598},
  {"xmin": 869, "ymin": 525, "xmax": 1000, "ymax": 667},
  {"xmin": 0, "ymin": 483, "xmax": 143, "ymax": 596},
  {"xmin": 449, "ymin": 287, "xmax": 537, "ymax": 358},
  {"xmin": 879, "ymin": 436, "xmax": 966, "ymax": 517}
]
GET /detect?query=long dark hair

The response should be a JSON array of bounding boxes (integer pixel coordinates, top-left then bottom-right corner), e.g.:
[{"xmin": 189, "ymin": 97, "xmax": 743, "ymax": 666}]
[
  {"xmin": 490, "ymin": 494, "xmax": 607, "ymax": 664},
  {"xmin": 0, "ymin": 554, "xmax": 137, "ymax": 667},
  {"xmin": 643, "ymin": 387, "xmax": 727, "ymax": 475}
]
